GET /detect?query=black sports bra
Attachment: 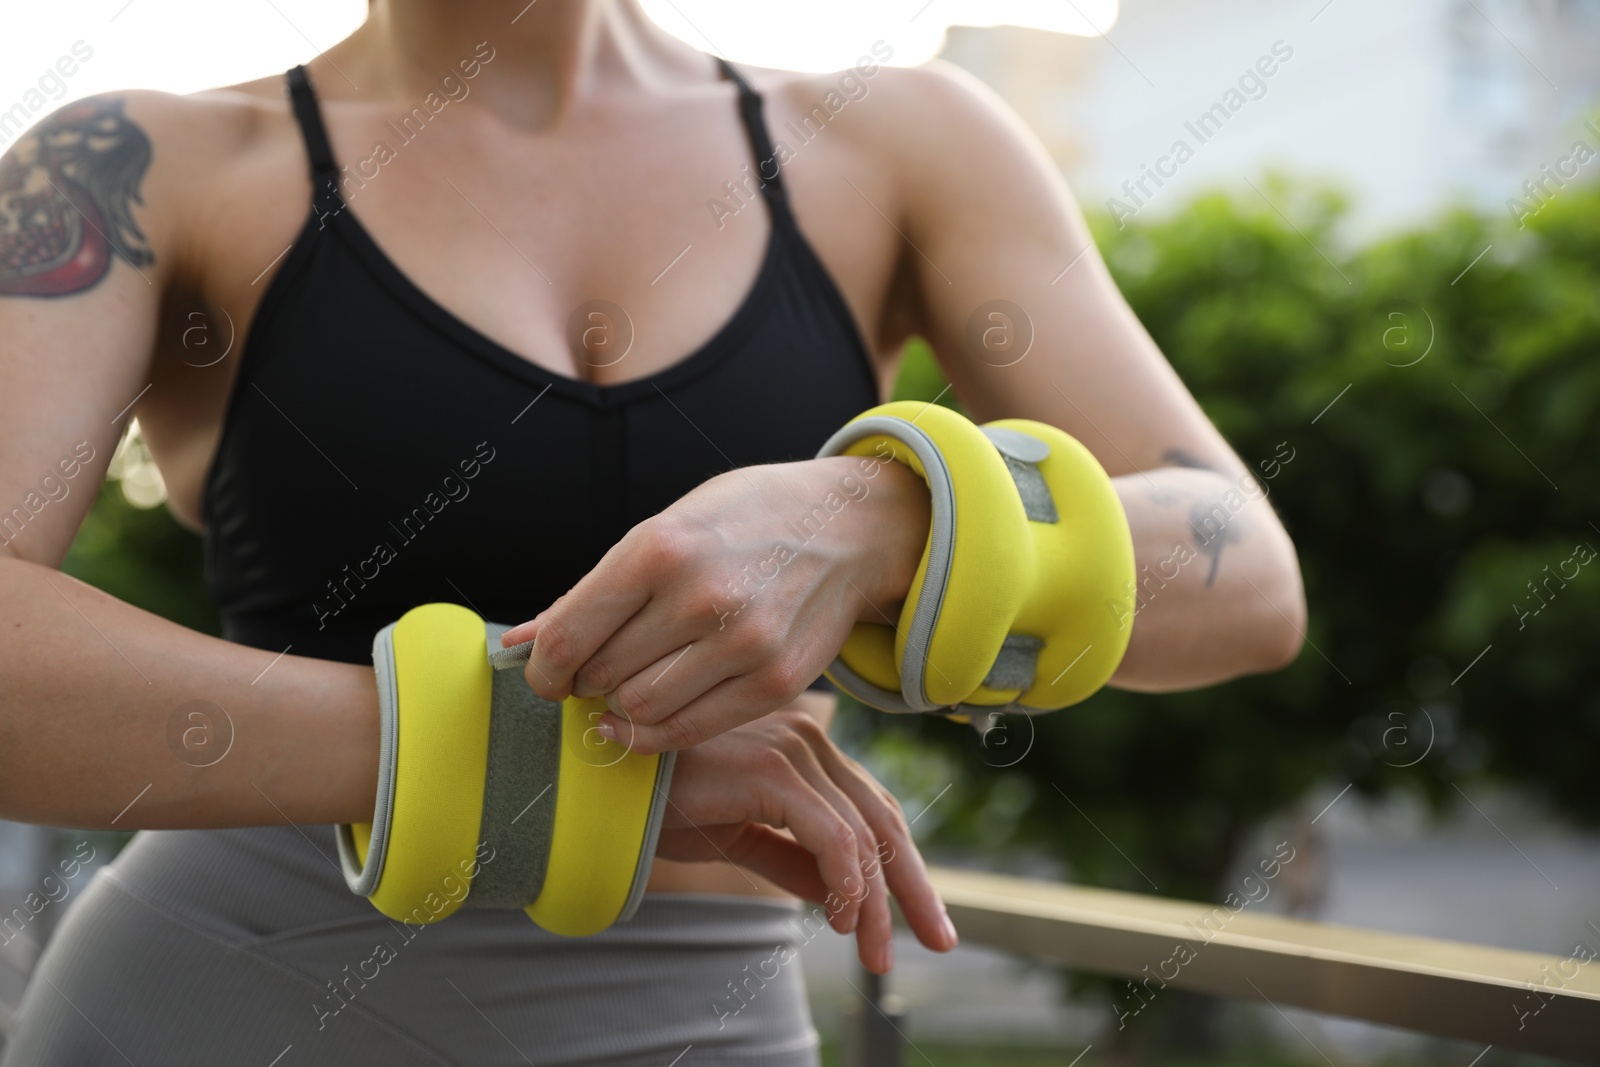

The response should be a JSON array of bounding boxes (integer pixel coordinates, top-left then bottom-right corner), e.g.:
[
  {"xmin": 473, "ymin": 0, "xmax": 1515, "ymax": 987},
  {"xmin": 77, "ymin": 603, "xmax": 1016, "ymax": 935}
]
[{"xmin": 201, "ymin": 60, "xmax": 882, "ymax": 665}]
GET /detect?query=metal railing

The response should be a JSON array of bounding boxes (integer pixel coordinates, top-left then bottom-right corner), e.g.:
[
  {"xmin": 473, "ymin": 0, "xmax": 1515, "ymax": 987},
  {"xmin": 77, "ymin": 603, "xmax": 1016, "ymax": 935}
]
[{"xmin": 844, "ymin": 866, "xmax": 1600, "ymax": 1065}]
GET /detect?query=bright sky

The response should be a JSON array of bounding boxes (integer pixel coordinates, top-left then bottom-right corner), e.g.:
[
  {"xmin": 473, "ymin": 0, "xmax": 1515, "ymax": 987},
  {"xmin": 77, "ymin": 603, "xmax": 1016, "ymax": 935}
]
[{"xmin": 0, "ymin": 1, "xmax": 1116, "ymax": 122}]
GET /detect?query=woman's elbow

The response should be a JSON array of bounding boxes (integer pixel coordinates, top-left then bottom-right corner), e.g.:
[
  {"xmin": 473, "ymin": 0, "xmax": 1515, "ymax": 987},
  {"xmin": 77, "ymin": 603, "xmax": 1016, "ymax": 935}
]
[{"xmin": 1249, "ymin": 551, "xmax": 1308, "ymax": 674}]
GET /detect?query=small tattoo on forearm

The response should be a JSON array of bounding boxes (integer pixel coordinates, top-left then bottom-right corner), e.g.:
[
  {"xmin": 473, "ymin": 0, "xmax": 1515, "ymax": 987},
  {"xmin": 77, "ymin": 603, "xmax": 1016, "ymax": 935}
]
[
  {"xmin": 1185, "ymin": 502, "xmax": 1242, "ymax": 585},
  {"xmin": 0, "ymin": 97, "xmax": 154, "ymax": 297},
  {"xmin": 1143, "ymin": 480, "xmax": 1181, "ymax": 507},
  {"xmin": 1161, "ymin": 447, "xmax": 1220, "ymax": 473},
  {"xmin": 1160, "ymin": 447, "xmax": 1246, "ymax": 584}
]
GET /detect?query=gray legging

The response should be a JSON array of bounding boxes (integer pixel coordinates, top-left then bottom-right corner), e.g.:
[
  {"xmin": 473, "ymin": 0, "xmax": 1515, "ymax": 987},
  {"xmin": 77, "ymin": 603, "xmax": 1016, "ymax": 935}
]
[{"xmin": 2, "ymin": 826, "xmax": 820, "ymax": 1066}]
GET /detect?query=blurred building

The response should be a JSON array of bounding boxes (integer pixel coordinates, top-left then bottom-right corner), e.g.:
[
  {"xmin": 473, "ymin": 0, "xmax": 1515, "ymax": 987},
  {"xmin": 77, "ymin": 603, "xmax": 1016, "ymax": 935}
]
[{"xmin": 939, "ymin": 0, "xmax": 1600, "ymax": 235}]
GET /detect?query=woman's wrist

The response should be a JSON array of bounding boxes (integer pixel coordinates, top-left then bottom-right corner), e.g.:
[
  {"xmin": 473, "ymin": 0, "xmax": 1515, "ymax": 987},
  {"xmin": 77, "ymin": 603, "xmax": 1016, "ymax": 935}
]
[
  {"xmin": 265, "ymin": 657, "xmax": 382, "ymax": 827},
  {"xmin": 809, "ymin": 454, "xmax": 929, "ymax": 623}
]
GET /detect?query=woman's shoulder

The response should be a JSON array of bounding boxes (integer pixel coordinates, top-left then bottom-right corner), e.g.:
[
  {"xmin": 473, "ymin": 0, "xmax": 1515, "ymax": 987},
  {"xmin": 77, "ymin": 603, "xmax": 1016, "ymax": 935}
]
[
  {"xmin": 4, "ymin": 78, "xmax": 295, "ymax": 220},
  {"xmin": 25, "ymin": 77, "xmax": 285, "ymax": 156},
  {"xmin": 738, "ymin": 55, "xmax": 1025, "ymax": 171},
  {"xmin": 4, "ymin": 75, "xmax": 311, "ymax": 274}
]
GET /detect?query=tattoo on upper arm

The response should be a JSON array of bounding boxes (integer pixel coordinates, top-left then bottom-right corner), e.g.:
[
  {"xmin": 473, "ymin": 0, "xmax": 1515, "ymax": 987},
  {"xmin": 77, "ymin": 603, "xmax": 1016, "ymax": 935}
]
[{"xmin": 0, "ymin": 97, "xmax": 154, "ymax": 297}]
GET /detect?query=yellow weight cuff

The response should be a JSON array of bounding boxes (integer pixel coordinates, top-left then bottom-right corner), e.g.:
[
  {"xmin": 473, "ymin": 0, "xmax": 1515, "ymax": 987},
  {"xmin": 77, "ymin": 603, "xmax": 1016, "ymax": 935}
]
[
  {"xmin": 339, "ymin": 602, "xmax": 493, "ymax": 924},
  {"xmin": 523, "ymin": 697, "xmax": 669, "ymax": 937},
  {"xmin": 816, "ymin": 401, "xmax": 1136, "ymax": 715},
  {"xmin": 336, "ymin": 604, "xmax": 672, "ymax": 937}
]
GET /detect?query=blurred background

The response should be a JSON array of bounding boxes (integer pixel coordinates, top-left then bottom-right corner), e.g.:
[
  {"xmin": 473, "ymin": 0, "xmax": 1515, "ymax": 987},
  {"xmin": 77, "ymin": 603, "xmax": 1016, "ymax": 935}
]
[{"xmin": 3, "ymin": 1, "xmax": 1599, "ymax": 1063}]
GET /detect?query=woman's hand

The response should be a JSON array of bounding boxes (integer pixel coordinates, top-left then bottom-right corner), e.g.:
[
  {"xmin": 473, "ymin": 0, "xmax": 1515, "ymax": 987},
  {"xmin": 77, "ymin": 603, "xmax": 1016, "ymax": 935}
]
[
  {"xmin": 655, "ymin": 706, "xmax": 957, "ymax": 974},
  {"xmin": 501, "ymin": 455, "xmax": 931, "ymax": 753}
]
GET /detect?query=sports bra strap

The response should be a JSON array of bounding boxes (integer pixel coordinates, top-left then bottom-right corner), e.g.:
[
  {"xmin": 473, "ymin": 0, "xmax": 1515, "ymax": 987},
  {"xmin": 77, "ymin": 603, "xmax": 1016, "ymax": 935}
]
[
  {"xmin": 715, "ymin": 58, "xmax": 787, "ymax": 204},
  {"xmin": 283, "ymin": 60, "xmax": 779, "ymax": 216},
  {"xmin": 285, "ymin": 65, "xmax": 343, "ymax": 214}
]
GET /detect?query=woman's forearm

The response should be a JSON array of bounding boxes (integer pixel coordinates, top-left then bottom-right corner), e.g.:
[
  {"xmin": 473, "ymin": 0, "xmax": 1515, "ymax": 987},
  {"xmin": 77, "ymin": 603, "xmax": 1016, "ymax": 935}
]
[
  {"xmin": 833, "ymin": 451, "xmax": 1303, "ymax": 695},
  {"xmin": 1109, "ymin": 466, "xmax": 1306, "ymax": 690},
  {"xmin": 0, "ymin": 555, "xmax": 379, "ymax": 829}
]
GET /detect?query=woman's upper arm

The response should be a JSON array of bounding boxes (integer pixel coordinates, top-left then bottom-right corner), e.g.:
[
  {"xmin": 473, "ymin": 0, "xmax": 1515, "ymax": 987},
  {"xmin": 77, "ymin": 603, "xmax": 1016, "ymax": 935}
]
[
  {"xmin": 879, "ymin": 62, "xmax": 1247, "ymax": 480},
  {"xmin": 0, "ymin": 91, "xmax": 186, "ymax": 568}
]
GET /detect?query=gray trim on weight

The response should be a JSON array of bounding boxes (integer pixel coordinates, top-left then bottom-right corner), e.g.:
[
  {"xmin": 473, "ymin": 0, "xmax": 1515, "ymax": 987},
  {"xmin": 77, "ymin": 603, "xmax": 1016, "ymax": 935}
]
[
  {"xmin": 816, "ymin": 415, "xmax": 957, "ymax": 712},
  {"xmin": 338, "ymin": 620, "xmax": 401, "ymax": 897},
  {"xmin": 817, "ymin": 418, "xmax": 1065, "ymax": 715},
  {"xmin": 480, "ymin": 624, "xmax": 668, "ymax": 920},
  {"xmin": 820, "ymin": 653, "xmax": 925, "ymax": 714},
  {"xmin": 618, "ymin": 748, "xmax": 678, "ymax": 923}
]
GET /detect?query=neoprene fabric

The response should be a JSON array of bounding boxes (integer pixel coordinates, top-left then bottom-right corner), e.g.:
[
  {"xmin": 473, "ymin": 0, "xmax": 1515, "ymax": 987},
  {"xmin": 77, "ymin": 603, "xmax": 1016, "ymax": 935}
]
[
  {"xmin": 365, "ymin": 604, "xmax": 493, "ymax": 924},
  {"xmin": 341, "ymin": 606, "xmax": 672, "ymax": 938},
  {"xmin": 816, "ymin": 402, "xmax": 1137, "ymax": 715}
]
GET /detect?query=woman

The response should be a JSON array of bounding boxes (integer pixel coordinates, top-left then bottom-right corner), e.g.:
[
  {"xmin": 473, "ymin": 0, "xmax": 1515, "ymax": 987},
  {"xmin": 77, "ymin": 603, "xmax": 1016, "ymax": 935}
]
[{"xmin": 0, "ymin": 1, "xmax": 1306, "ymax": 1063}]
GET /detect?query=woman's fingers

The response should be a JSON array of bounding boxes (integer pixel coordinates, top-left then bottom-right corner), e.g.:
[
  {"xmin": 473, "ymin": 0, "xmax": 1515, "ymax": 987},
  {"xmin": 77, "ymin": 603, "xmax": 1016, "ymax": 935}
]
[
  {"xmin": 601, "ymin": 655, "xmax": 832, "ymax": 754},
  {"xmin": 655, "ymin": 823, "xmax": 828, "ymax": 903},
  {"xmin": 513, "ymin": 520, "xmax": 767, "ymax": 717},
  {"xmin": 775, "ymin": 726, "xmax": 900, "ymax": 973},
  {"xmin": 586, "ymin": 584, "xmax": 837, "ymax": 729},
  {"xmin": 810, "ymin": 743, "xmax": 959, "ymax": 953},
  {"xmin": 567, "ymin": 589, "xmax": 719, "ymax": 705},
  {"xmin": 513, "ymin": 591, "xmax": 649, "ymax": 701},
  {"xmin": 595, "ymin": 637, "xmax": 735, "ymax": 729},
  {"xmin": 770, "ymin": 790, "xmax": 867, "ymax": 937},
  {"xmin": 771, "ymin": 731, "xmax": 898, "ymax": 970},
  {"xmin": 666, "ymin": 740, "xmax": 865, "ymax": 935},
  {"xmin": 598, "ymin": 676, "xmax": 768, "ymax": 753},
  {"xmin": 657, "ymin": 707, "xmax": 952, "ymax": 971},
  {"xmin": 509, "ymin": 535, "xmax": 662, "ymax": 699}
]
